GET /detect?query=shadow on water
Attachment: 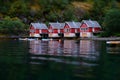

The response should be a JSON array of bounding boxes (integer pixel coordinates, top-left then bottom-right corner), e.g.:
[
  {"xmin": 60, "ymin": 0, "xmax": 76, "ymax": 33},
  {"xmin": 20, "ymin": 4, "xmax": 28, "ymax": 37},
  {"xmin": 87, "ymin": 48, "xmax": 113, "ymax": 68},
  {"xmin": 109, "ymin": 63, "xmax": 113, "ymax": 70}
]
[
  {"xmin": 0, "ymin": 40, "xmax": 120, "ymax": 80},
  {"xmin": 0, "ymin": 40, "xmax": 29, "ymax": 80},
  {"xmin": 95, "ymin": 41, "xmax": 120, "ymax": 80}
]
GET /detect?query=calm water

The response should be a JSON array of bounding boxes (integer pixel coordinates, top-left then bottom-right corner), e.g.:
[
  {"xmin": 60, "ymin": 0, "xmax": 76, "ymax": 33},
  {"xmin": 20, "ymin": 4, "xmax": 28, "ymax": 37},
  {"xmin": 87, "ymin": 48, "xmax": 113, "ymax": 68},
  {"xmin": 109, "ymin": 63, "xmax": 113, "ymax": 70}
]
[{"xmin": 0, "ymin": 39, "xmax": 120, "ymax": 80}]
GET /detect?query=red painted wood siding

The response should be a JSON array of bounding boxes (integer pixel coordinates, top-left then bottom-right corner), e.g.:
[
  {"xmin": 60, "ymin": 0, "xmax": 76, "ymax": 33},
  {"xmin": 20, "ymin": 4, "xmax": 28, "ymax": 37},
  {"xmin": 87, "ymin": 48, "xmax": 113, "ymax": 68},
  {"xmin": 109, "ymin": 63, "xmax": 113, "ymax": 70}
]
[
  {"xmin": 70, "ymin": 28, "xmax": 80, "ymax": 33},
  {"xmin": 78, "ymin": 28, "xmax": 80, "ymax": 33},
  {"xmin": 89, "ymin": 27, "xmax": 92, "ymax": 32},
  {"xmin": 94, "ymin": 28, "xmax": 101, "ymax": 32},
  {"xmin": 64, "ymin": 24, "xmax": 80, "ymax": 33},
  {"xmin": 60, "ymin": 29, "xmax": 64, "ymax": 33},
  {"xmin": 48, "ymin": 25, "xmax": 58, "ymax": 33},
  {"xmin": 64, "ymin": 24, "xmax": 71, "ymax": 33},
  {"xmin": 30, "ymin": 26, "xmax": 35, "ymax": 33},
  {"xmin": 53, "ymin": 29, "xmax": 58, "ymax": 33},
  {"xmin": 35, "ymin": 29, "xmax": 39, "ymax": 34},
  {"xmin": 71, "ymin": 28, "xmax": 75, "ymax": 33},
  {"xmin": 80, "ymin": 23, "xmax": 92, "ymax": 32},
  {"xmin": 41, "ymin": 29, "xmax": 48, "ymax": 33},
  {"xmin": 64, "ymin": 24, "xmax": 69, "ymax": 28}
]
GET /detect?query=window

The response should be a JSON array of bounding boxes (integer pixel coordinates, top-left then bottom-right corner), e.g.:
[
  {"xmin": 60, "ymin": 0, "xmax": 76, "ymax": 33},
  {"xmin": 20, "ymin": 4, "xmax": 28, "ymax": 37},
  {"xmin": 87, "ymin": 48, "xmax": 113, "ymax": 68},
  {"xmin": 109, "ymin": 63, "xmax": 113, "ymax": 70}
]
[
  {"xmin": 80, "ymin": 28, "xmax": 88, "ymax": 31},
  {"xmin": 30, "ymin": 30, "xmax": 34, "ymax": 33},
  {"xmin": 64, "ymin": 28, "xmax": 70, "ymax": 32}
]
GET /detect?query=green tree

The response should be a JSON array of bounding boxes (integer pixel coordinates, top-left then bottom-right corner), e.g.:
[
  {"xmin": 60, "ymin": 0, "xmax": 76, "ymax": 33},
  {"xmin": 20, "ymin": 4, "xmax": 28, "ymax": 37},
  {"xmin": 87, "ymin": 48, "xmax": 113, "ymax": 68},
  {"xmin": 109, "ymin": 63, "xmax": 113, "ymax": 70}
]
[
  {"xmin": 90, "ymin": 0, "xmax": 118, "ymax": 22},
  {"xmin": 9, "ymin": 1, "xmax": 28, "ymax": 17},
  {"xmin": 103, "ymin": 9, "xmax": 120, "ymax": 36},
  {"xmin": 0, "ymin": 16, "xmax": 25, "ymax": 35},
  {"xmin": 63, "ymin": 5, "xmax": 77, "ymax": 21}
]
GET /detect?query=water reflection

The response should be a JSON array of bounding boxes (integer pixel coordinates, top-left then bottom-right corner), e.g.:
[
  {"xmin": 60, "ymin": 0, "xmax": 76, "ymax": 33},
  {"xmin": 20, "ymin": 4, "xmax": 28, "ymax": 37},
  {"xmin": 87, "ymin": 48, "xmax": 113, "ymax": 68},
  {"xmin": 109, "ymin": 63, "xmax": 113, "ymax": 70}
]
[
  {"xmin": 28, "ymin": 40, "xmax": 101, "ymax": 80},
  {"xmin": 29, "ymin": 40, "xmax": 100, "ymax": 57},
  {"xmin": 29, "ymin": 40, "xmax": 101, "ymax": 66},
  {"xmin": 1, "ymin": 40, "xmax": 120, "ymax": 80}
]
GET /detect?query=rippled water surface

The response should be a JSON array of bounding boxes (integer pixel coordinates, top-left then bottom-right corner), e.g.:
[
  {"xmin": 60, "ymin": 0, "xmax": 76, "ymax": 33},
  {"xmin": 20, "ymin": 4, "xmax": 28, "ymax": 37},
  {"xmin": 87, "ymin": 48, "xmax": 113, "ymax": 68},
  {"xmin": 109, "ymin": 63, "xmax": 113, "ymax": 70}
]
[{"xmin": 0, "ymin": 39, "xmax": 120, "ymax": 80}]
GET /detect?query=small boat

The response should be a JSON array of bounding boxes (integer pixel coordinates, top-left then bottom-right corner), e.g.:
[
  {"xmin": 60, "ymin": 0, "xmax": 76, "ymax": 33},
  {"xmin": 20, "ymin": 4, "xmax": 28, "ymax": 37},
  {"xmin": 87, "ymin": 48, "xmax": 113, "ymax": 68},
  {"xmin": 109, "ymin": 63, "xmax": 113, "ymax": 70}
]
[{"xmin": 106, "ymin": 41, "xmax": 120, "ymax": 44}]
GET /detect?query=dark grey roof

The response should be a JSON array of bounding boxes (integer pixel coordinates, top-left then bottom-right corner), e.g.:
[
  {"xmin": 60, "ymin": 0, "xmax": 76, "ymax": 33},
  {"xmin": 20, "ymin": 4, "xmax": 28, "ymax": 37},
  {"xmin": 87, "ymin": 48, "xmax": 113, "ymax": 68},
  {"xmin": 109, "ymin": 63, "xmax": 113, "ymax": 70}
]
[
  {"xmin": 82, "ymin": 20, "xmax": 101, "ymax": 28},
  {"xmin": 31, "ymin": 23, "xmax": 48, "ymax": 29},
  {"xmin": 49, "ymin": 22, "xmax": 64, "ymax": 29},
  {"xmin": 65, "ymin": 21, "xmax": 81, "ymax": 28}
]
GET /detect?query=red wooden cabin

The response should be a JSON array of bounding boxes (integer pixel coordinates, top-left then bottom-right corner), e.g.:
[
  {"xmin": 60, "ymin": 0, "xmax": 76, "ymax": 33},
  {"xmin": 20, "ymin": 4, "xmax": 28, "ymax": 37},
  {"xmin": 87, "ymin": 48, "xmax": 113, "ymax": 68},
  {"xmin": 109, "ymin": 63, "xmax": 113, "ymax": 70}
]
[
  {"xmin": 80, "ymin": 20, "xmax": 101, "ymax": 37},
  {"xmin": 48, "ymin": 22, "xmax": 64, "ymax": 37},
  {"xmin": 30, "ymin": 23, "xmax": 48, "ymax": 37},
  {"xmin": 64, "ymin": 21, "xmax": 81, "ymax": 37}
]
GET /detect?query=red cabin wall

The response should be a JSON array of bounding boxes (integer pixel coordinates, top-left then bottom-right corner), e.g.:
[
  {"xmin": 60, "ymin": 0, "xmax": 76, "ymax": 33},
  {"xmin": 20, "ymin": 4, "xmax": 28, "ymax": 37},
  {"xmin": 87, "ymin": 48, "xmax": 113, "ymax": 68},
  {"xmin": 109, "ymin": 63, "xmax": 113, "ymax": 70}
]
[
  {"xmin": 64, "ymin": 24, "xmax": 79, "ymax": 33},
  {"xmin": 48, "ymin": 25, "xmax": 58, "ymax": 33},
  {"xmin": 60, "ymin": 29, "xmax": 64, "ymax": 33},
  {"xmin": 71, "ymin": 28, "xmax": 75, "ymax": 33},
  {"xmin": 35, "ymin": 29, "xmax": 39, "ymax": 34},
  {"xmin": 94, "ymin": 28, "xmax": 101, "ymax": 32},
  {"xmin": 53, "ymin": 29, "xmax": 58, "ymax": 33},
  {"xmin": 30, "ymin": 25, "xmax": 35, "ymax": 34},
  {"xmin": 88, "ymin": 27, "xmax": 92, "ymax": 32},
  {"xmin": 80, "ymin": 23, "xmax": 92, "ymax": 32},
  {"xmin": 30, "ymin": 25, "xmax": 34, "ymax": 30},
  {"xmin": 41, "ymin": 29, "xmax": 48, "ymax": 33},
  {"xmin": 64, "ymin": 24, "xmax": 70, "ymax": 33},
  {"xmin": 64, "ymin": 24, "xmax": 69, "ymax": 28},
  {"xmin": 80, "ymin": 23, "xmax": 87, "ymax": 28}
]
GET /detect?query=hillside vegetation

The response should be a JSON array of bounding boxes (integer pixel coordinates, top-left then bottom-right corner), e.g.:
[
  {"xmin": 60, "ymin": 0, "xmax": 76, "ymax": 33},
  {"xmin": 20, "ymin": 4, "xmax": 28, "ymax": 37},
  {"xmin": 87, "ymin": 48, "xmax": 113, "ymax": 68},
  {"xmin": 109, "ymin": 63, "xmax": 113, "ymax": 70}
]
[{"xmin": 0, "ymin": 0, "xmax": 120, "ymax": 36}]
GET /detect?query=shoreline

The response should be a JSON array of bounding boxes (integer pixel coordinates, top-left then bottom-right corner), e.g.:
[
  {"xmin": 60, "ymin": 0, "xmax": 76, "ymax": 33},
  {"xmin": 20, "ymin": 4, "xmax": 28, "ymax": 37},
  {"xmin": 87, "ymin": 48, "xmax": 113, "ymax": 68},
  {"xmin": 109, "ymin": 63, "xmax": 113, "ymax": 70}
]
[{"xmin": 0, "ymin": 36, "xmax": 120, "ymax": 41}]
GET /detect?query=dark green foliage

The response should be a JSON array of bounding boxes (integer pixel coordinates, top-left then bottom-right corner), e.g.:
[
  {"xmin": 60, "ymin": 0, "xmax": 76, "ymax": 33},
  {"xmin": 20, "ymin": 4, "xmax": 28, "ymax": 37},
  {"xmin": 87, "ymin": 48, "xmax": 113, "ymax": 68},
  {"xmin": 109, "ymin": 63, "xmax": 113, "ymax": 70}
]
[
  {"xmin": 9, "ymin": 1, "xmax": 29, "ymax": 17},
  {"xmin": 0, "ymin": 16, "xmax": 25, "ymax": 35},
  {"xmin": 103, "ymin": 9, "xmax": 120, "ymax": 36},
  {"xmin": 0, "ymin": 0, "xmax": 120, "ymax": 36}
]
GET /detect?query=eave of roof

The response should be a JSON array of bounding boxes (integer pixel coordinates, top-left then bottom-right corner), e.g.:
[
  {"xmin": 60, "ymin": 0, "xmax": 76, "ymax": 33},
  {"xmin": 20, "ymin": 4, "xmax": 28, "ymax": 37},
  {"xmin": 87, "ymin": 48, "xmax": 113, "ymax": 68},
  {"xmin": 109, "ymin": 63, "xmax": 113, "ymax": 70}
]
[
  {"xmin": 65, "ymin": 21, "xmax": 81, "ymax": 28},
  {"xmin": 82, "ymin": 20, "xmax": 101, "ymax": 28},
  {"xmin": 49, "ymin": 22, "xmax": 64, "ymax": 29},
  {"xmin": 31, "ymin": 23, "xmax": 48, "ymax": 29}
]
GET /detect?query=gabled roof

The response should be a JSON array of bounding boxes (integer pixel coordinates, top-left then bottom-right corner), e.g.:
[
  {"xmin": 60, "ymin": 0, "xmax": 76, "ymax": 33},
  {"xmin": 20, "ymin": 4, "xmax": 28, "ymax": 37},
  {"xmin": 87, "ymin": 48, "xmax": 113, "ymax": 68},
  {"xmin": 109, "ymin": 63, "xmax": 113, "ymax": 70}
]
[
  {"xmin": 82, "ymin": 20, "xmax": 101, "ymax": 28},
  {"xmin": 65, "ymin": 21, "xmax": 81, "ymax": 28},
  {"xmin": 49, "ymin": 22, "xmax": 65, "ymax": 29},
  {"xmin": 40, "ymin": 23, "xmax": 48, "ymax": 29},
  {"xmin": 31, "ymin": 23, "xmax": 48, "ymax": 29}
]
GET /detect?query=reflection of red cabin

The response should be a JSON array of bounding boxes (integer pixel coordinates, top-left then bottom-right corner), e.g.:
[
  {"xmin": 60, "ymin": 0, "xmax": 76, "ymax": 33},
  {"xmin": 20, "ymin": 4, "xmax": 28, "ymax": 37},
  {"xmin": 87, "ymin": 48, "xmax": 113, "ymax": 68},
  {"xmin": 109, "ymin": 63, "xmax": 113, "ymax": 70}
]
[
  {"xmin": 48, "ymin": 22, "xmax": 64, "ymax": 37},
  {"xmin": 30, "ymin": 23, "xmax": 48, "ymax": 37},
  {"xmin": 64, "ymin": 21, "xmax": 81, "ymax": 37},
  {"xmin": 80, "ymin": 20, "xmax": 101, "ymax": 37}
]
